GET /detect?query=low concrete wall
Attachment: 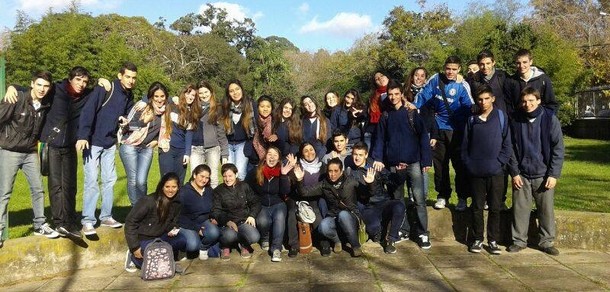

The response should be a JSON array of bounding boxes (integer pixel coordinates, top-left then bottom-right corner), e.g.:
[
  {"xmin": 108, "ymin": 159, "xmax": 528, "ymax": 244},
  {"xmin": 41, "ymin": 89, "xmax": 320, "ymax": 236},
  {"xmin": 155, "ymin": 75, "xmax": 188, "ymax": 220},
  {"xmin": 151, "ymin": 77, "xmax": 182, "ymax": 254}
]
[{"xmin": 0, "ymin": 208, "xmax": 608, "ymax": 285}]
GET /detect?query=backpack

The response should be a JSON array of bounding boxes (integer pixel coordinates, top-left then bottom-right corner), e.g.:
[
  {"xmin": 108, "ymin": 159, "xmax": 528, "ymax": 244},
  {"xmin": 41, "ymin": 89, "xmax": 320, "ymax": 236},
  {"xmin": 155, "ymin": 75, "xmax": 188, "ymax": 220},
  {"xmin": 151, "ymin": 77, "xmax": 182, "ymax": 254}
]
[
  {"xmin": 296, "ymin": 201, "xmax": 316, "ymax": 224},
  {"xmin": 141, "ymin": 238, "xmax": 176, "ymax": 281}
]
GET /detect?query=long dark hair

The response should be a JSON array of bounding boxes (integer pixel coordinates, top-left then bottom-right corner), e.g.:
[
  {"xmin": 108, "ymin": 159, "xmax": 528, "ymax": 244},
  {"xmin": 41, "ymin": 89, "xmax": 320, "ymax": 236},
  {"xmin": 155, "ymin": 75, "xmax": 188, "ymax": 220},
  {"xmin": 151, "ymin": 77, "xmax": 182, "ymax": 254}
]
[
  {"xmin": 300, "ymin": 95, "xmax": 328, "ymax": 143},
  {"xmin": 273, "ymin": 98, "xmax": 302, "ymax": 145},
  {"xmin": 197, "ymin": 80, "xmax": 219, "ymax": 125},
  {"xmin": 404, "ymin": 67, "xmax": 428, "ymax": 102},
  {"xmin": 155, "ymin": 172, "xmax": 180, "ymax": 223},
  {"xmin": 219, "ymin": 79, "xmax": 254, "ymax": 135}
]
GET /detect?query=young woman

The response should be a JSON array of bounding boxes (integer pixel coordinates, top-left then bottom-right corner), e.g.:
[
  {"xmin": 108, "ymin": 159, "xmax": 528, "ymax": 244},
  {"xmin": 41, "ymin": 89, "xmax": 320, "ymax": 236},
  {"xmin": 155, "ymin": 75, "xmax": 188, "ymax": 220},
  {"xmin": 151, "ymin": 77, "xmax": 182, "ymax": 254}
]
[
  {"xmin": 119, "ymin": 82, "xmax": 168, "ymax": 206},
  {"xmin": 365, "ymin": 71, "xmax": 389, "ymax": 148},
  {"xmin": 178, "ymin": 164, "xmax": 220, "ymax": 260},
  {"xmin": 211, "ymin": 163, "xmax": 261, "ymax": 260},
  {"xmin": 252, "ymin": 95, "xmax": 277, "ymax": 165},
  {"xmin": 190, "ymin": 81, "xmax": 228, "ymax": 188},
  {"xmin": 323, "ymin": 91, "xmax": 340, "ymax": 121},
  {"xmin": 159, "ymin": 84, "xmax": 202, "ymax": 184},
  {"xmin": 124, "ymin": 172, "xmax": 187, "ymax": 272},
  {"xmin": 218, "ymin": 80, "xmax": 256, "ymax": 181},
  {"xmin": 250, "ymin": 147, "xmax": 294, "ymax": 262},
  {"xmin": 273, "ymin": 98, "xmax": 301, "ymax": 159},
  {"xmin": 330, "ymin": 89, "xmax": 367, "ymax": 151},
  {"xmin": 300, "ymin": 95, "xmax": 331, "ymax": 159}
]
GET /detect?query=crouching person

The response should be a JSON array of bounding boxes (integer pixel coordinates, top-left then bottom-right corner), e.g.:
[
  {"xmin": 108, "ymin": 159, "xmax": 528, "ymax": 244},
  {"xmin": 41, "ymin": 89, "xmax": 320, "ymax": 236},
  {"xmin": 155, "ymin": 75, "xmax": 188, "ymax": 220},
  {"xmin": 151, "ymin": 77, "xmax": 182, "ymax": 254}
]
[
  {"xmin": 294, "ymin": 158, "xmax": 363, "ymax": 257},
  {"xmin": 124, "ymin": 173, "xmax": 188, "ymax": 272},
  {"xmin": 178, "ymin": 164, "xmax": 220, "ymax": 260},
  {"xmin": 212, "ymin": 163, "xmax": 261, "ymax": 260}
]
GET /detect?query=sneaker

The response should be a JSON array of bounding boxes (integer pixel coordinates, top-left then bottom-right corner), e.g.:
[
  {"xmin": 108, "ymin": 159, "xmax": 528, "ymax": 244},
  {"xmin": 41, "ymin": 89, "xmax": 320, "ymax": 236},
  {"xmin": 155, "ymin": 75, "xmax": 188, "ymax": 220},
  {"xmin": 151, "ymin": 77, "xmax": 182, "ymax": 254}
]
[
  {"xmin": 384, "ymin": 240, "xmax": 397, "ymax": 254},
  {"xmin": 418, "ymin": 234, "xmax": 431, "ymax": 250},
  {"xmin": 100, "ymin": 218, "xmax": 123, "ymax": 228},
  {"xmin": 333, "ymin": 241, "xmax": 342, "ymax": 253},
  {"xmin": 221, "ymin": 247, "xmax": 231, "ymax": 260},
  {"xmin": 239, "ymin": 244, "xmax": 252, "ymax": 259},
  {"xmin": 174, "ymin": 263, "xmax": 185, "ymax": 274},
  {"xmin": 484, "ymin": 203, "xmax": 489, "ymax": 210},
  {"xmin": 261, "ymin": 241, "xmax": 269, "ymax": 251},
  {"xmin": 507, "ymin": 244, "xmax": 525, "ymax": 253},
  {"xmin": 199, "ymin": 249, "xmax": 209, "ymax": 260},
  {"xmin": 271, "ymin": 249, "xmax": 282, "ymax": 262},
  {"xmin": 320, "ymin": 241, "xmax": 331, "ymax": 257},
  {"xmin": 56, "ymin": 226, "xmax": 82, "ymax": 238},
  {"xmin": 34, "ymin": 223, "xmax": 60, "ymax": 239},
  {"xmin": 371, "ymin": 231, "xmax": 382, "ymax": 243},
  {"xmin": 541, "ymin": 246, "xmax": 560, "ymax": 256},
  {"xmin": 288, "ymin": 247, "xmax": 299, "ymax": 258},
  {"xmin": 434, "ymin": 198, "xmax": 446, "ymax": 209},
  {"xmin": 352, "ymin": 247, "xmax": 363, "ymax": 257},
  {"xmin": 396, "ymin": 231, "xmax": 410, "ymax": 243},
  {"xmin": 456, "ymin": 199, "xmax": 467, "ymax": 211},
  {"xmin": 488, "ymin": 241, "xmax": 502, "ymax": 255},
  {"xmin": 469, "ymin": 240, "xmax": 483, "ymax": 253},
  {"xmin": 82, "ymin": 223, "xmax": 97, "ymax": 235},
  {"xmin": 124, "ymin": 250, "xmax": 137, "ymax": 273}
]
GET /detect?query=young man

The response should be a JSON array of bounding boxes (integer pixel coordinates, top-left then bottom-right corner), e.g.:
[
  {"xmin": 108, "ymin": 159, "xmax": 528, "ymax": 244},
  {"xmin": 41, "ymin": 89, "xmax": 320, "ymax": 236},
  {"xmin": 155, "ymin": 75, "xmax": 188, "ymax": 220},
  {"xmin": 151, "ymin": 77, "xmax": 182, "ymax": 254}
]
[
  {"xmin": 466, "ymin": 60, "xmax": 479, "ymax": 80},
  {"xmin": 410, "ymin": 56, "xmax": 473, "ymax": 211},
  {"xmin": 372, "ymin": 79, "xmax": 432, "ymax": 249},
  {"xmin": 461, "ymin": 85, "xmax": 512, "ymax": 254},
  {"xmin": 76, "ymin": 62, "xmax": 137, "ymax": 235},
  {"xmin": 505, "ymin": 49, "xmax": 558, "ymax": 114},
  {"xmin": 346, "ymin": 142, "xmax": 405, "ymax": 254},
  {"xmin": 322, "ymin": 131, "xmax": 349, "ymax": 166},
  {"xmin": 0, "ymin": 71, "xmax": 59, "ymax": 247},
  {"xmin": 467, "ymin": 49, "xmax": 510, "ymax": 113},
  {"xmin": 507, "ymin": 87, "xmax": 564, "ymax": 256}
]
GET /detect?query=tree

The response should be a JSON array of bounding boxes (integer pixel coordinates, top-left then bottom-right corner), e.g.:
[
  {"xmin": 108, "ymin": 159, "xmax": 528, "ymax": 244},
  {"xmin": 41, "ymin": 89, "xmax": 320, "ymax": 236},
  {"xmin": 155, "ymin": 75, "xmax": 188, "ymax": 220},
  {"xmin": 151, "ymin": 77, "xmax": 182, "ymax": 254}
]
[{"xmin": 245, "ymin": 36, "xmax": 295, "ymax": 99}]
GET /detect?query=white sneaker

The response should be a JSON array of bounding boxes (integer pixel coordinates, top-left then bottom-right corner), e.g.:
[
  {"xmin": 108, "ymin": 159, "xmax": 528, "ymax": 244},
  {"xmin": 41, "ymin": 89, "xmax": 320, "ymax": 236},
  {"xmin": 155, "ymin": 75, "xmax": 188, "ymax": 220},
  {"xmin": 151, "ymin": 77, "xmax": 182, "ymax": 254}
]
[
  {"xmin": 100, "ymin": 218, "xmax": 123, "ymax": 228},
  {"xmin": 456, "ymin": 199, "xmax": 467, "ymax": 212},
  {"xmin": 124, "ymin": 250, "xmax": 137, "ymax": 273},
  {"xmin": 271, "ymin": 249, "xmax": 282, "ymax": 262},
  {"xmin": 199, "ymin": 249, "xmax": 209, "ymax": 260},
  {"xmin": 82, "ymin": 223, "xmax": 97, "ymax": 235},
  {"xmin": 434, "ymin": 198, "xmax": 446, "ymax": 209},
  {"xmin": 34, "ymin": 223, "xmax": 60, "ymax": 239}
]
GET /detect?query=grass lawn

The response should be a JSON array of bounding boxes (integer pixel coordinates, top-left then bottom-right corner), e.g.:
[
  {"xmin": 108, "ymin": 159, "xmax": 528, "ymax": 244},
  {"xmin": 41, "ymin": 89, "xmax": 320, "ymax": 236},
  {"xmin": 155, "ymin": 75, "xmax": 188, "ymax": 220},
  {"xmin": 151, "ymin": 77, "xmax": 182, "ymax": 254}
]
[{"xmin": 3, "ymin": 137, "xmax": 610, "ymax": 240}]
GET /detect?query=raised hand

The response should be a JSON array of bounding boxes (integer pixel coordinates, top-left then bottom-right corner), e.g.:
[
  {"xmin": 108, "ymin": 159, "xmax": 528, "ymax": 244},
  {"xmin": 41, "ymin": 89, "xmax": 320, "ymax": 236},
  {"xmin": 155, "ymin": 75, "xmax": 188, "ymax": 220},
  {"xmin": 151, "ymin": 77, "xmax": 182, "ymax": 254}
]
[
  {"xmin": 293, "ymin": 164, "xmax": 304, "ymax": 181},
  {"xmin": 363, "ymin": 167, "xmax": 376, "ymax": 184},
  {"xmin": 281, "ymin": 155, "xmax": 296, "ymax": 175},
  {"xmin": 372, "ymin": 161, "xmax": 385, "ymax": 172}
]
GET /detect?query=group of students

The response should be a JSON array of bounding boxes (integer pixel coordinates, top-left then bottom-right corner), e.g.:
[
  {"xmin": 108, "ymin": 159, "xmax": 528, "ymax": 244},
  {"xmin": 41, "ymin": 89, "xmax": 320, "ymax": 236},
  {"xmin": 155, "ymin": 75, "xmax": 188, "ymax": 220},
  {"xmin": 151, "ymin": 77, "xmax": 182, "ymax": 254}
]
[{"xmin": 0, "ymin": 48, "xmax": 564, "ymax": 271}]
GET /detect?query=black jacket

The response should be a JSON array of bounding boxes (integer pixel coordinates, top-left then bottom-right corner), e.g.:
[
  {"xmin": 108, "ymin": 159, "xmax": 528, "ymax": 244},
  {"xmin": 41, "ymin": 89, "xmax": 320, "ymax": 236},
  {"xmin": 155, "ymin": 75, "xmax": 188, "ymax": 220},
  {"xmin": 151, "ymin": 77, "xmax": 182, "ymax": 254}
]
[
  {"xmin": 0, "ymin": 90, "xmax": 50, "ymax": 152},
  {"xmin": 211, "ymin": 181, "xmax": 261, "ymax": 226},
  {"xmin": 249, "ymin": 174, "xmax": 291, "ymax": 207},
  {"xmin": 40, "ymin": 80, "xmax": 91, "ymax": 147},
  {"xmin": 124, "ymin": 195, "xmax": 182, "ymax": 253},
  {"xmin": 505, "ymin": 67, "xmax": 558, "ymax": 114},
  {"xmin": 297, "ymin": 174, "xmax": 359, "ymax": 217}
]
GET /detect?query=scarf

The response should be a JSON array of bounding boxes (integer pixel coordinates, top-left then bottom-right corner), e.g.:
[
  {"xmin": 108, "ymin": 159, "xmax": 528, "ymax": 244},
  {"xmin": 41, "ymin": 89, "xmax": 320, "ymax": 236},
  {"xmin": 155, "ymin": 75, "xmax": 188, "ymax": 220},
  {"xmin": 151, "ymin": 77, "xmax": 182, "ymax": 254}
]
[
  {"xmin": 262, "ymin": 164, "xmax": 281, "ymax": 181},
  {"xmin": 369, "ymin": 85, "xmax": 387, "ymax": 124},
  {"xmin": 66, "ymin": 82, "xmax": 82, "ymax": 100},
  {"xmin": 230, "ymin": 101, "xmax": 243, "ymax": 124},
  {"xmin": 300, "ymin": 157, "xmax": 322, "ymax": 174},
  {"xmin": 253, "ymin": 114, "xmax": 273, "ymax": 160},
  {"xmin": 526, "ymin": 106, "xmax": 543, "ymax": 119},
  {"xmin": 158, "ymin": 114, "xmax": 170, "ymax": 152},
  {"xmin": 201, "ymin": 101, "xmax": 210, "ymax": 117}
]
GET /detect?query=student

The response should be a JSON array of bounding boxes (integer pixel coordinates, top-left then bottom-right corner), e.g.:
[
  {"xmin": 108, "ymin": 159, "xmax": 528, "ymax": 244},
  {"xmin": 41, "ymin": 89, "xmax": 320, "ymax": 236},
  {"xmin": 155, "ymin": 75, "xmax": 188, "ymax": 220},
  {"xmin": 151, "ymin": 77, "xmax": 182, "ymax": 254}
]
[
  {"xmin": 0, "ymin": 71, "xmax": 58, "ymax": 247},
  {"xmin": 300, "ymin": 95, "xmax": 331, "ymax": 159},
  {"xmin": 330, "ymin": 89, "xmax": 367, "ymax": 151},
  {"xmin": 410, "ymin": 56, "xmax": 473, "ymax": 211},
  {"xmin": 372, "ymin": 79, "xmax": 432, "ymax": 250},
  {"xmin": 365, "ymin": 71, "xmax": 390, "ymax": 148},
  {"xmin": 273, "ymin": 98, "xmax": 301, "ymax": 158},
  {"xmin": 322, "ymin": 131, "xmax": 350, "ymax": 166},
  {"xmin": 124, "ymin": 172, "xmax": 187, "ymax": 272},
  {"xmin": 323, "ymin": 91, "xmax": 340, "ymax": 121},
  {"xmin": 466, "ymin": 60, "xmax": 479, "ymax": 80},
  {"xmin": 461, "ymin": 85, "xmax": 512, "ymax": 254},
  {"xmin": 178, "ymin": 164, "xmax": 220, "ymax": 260},
  {"xmin": 507, "ymin": 87, "xmax": 564, "ymax": 256},
  {"xmin": 76, "ymin": 62, "xmax": 138, "ymax": 235},
  {"xmin": 251, "ymin": 95, "xmax": 277, "ymax": 165},
  {"xmin": 467, "ymin": 49, "xmax": 510, "ymax": 113},
  {"xmin": 211, "ymin": 163, "xmax": 261, "ymax": 260},
  {"xmin": 294, "ymin": 158, "xmax": 363, "ymax": 257}
]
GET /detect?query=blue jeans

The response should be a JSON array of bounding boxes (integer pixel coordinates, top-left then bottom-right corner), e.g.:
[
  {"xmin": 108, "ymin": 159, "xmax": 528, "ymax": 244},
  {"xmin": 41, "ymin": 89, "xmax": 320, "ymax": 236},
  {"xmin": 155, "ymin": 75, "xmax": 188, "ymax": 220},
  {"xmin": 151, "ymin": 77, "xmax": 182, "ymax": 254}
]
[
  {"xmin": 181, "ymin": 220, "xmax": 221, "ymax": 252},
  {"xmin": 360, "ymin": 200, "xmax": 405, "ymax": 242},
  {"xmin": 190, "ymin": 145, "xmax": 221, "ymax": 188},
  {"xmin": 319, "ymin": 210, "xmax": 360, "ymax": 248},
  {"xmin": 0, "ymin": 149, "xmax": 46, "ymax": 232},
  {"xmin": 219, "ymin": 222, "xmax": 260, "ymax": 248},
  {"xmin": 119, "ymin": 144, "xmax": 153, "ymax": 206},
  {"xmin": 256, "ymin": 203, "xmax": 287, "ymax": 251},
  {"xmin": 130, "ymin": 233, "xmax": 188, "ymax": 268},
  {"xmin": 389, "ymin": 162, "xmax": 429, "ymax": 237},
  {"xmin": 159, "ymin": 146, "xmax": 187, "ymax": 185},
  {"xmin": 228, "ymin": 142, "xmax": 248, "ymax": 181},
  {"xmin": 82, "ymin": 145, "xmax": 117, "ymax": 225}
]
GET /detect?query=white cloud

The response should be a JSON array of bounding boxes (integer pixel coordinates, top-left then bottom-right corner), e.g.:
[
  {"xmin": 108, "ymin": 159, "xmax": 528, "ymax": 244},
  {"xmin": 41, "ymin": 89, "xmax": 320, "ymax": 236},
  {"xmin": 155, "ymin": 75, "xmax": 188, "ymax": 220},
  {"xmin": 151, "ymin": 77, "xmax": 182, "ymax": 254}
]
[
  {"xmin": 18, "ymin": 0, "xmax": 122, "ymax": 14},
  {"xmin": 298, "ymin": 3, "xmax": 309, "ymax": 14},
  {"xmin": 299, "ymin": 12, "xmax": 374, "ymax": 38},
  {"xmin": 201, "ymin": 2, "xmax": 263, "ymax": 23}
]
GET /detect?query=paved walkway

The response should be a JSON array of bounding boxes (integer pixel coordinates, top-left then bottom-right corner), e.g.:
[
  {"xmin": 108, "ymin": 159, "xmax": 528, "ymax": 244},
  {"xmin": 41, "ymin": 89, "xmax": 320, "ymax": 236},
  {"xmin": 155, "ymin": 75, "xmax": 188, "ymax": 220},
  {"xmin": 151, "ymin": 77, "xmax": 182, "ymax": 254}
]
[{"xmin": 3, "ymin": 238, "xmax": 609, "ymax": 291}]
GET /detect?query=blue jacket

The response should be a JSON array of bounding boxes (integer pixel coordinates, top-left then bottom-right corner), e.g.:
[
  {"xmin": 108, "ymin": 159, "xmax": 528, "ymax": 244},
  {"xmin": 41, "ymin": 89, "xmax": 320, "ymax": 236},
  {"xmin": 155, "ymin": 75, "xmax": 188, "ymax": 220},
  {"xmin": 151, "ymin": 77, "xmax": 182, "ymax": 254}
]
[
  {"xmin": 302, "ymin": 116, "xmax": 332, "ymax": 159},
  {"xmin": 414, "ymin": 73, "xmax": 473, "ymax": 131},
  {"xmin": 178, "ymin": 182, "xmax": 214, "ymax": 231},
  {"xmin": 77, "ymin": 79, "xmax": 134, "ymax": 148}
]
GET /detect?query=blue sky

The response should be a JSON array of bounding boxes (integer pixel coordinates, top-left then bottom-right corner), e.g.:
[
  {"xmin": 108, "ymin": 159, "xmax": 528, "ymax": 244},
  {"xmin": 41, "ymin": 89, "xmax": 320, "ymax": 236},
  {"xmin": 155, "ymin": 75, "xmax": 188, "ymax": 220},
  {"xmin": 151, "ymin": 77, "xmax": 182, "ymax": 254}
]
[{"xmin": 0, "ymin": 0, "xmax": 520, "ymax": 52}]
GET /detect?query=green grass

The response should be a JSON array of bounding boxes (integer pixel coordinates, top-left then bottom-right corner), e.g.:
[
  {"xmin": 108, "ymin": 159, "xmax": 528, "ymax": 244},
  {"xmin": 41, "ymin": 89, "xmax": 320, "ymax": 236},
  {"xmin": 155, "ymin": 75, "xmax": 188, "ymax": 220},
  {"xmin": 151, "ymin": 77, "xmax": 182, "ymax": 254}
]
[{"xmin": 4, "ymin": 137, "xmax": 610, "ymax": 239}]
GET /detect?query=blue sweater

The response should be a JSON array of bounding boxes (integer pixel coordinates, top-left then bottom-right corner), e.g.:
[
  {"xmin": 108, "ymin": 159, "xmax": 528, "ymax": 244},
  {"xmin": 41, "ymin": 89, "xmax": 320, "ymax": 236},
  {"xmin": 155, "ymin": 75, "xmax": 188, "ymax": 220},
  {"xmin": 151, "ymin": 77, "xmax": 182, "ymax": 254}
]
[
  {"xmin": 461, "ymin": 108, "xmax": 512, "ymax": 177},
  {"xmin": 178, "ymin": 183, "xmax": 214, "ymax": 230},
  {"xmin": 371, "ymin": 107, "xmax": 432, "ymax": 167},
  {"xmin": 77, "ymin": 79, "xmax": 134, "ymax": 148},
  {"xmin": 302, "ymin": 116, "xmax": 332, "ymax": 159},
  {"xmin": 167, "ymin": 106, "xmax": 193, "ymax": 156}
]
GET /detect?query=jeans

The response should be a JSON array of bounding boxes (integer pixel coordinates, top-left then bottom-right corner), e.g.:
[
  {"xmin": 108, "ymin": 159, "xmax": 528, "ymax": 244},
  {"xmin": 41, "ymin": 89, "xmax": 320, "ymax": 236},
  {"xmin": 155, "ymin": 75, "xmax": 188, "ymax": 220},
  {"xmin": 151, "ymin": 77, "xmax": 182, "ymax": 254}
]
[
  {"xmin": 48, "ymin": 146, "xmax": 78, "ymax": 229},
  {"xmin": 130, "ymin": 233, "xmax": 188, "ymax": 268},
  {"xmin": 389, "ymin": 162, "xmax": 429, "ymax": 237},
  {"xmin": 82, "ymin": 145, "xmax": 117, "ymax": 225},
  {"xmin": 181, "ymin": 220, "xmax": 221, "ymax": 252},
  {"xmin": 219, "ymin": 222, "xmax": 260, "ymax": 248},
  {"xmin": 159, "ymin": 146, "xmax": 187, "ymax": 185},
  {"xmin": 360, "ymin": 200, "xmax": 405, "ymax": 242},
  {"xmin": 228, "ymin": 142, "xmax": 249, "ymax": 181},
  {"xmin": 0, "ymin": 149, "xmax": 46, "ymax": 232},
  {"xmin": 512, "ymin": 176, "xmax": 556, "ymax": 249},
  {"xmin": 119, "ymin": 144, "xmax": 153, "ymax": 206},
  {"xmin": 471, "ymin": 175, "xmax": 504, "ymax": 242},
  {"xmin": 256, "ymin": 203, "xmax": 287, "ymax": 251},
  {"xmin": 190, "ymin": 145, "xmax": 221, "ymax": 188},
  {"xmin": 319, "ymin": 210, "xmax": 360, "ymax": 248},
  {"xmin": 433, "ymin": 130, "xmax": 469, "ymax": 201}
]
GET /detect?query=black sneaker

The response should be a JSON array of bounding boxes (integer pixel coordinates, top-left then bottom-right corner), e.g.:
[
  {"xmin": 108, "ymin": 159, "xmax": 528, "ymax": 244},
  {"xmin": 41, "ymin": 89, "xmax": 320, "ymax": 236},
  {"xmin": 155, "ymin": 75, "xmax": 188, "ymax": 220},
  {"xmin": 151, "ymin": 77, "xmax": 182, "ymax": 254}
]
[
  {"xmin": 371, "ymin": 231, "xmax": 382, "ymax": 243},
  {"xmin": 384, "ymin": 241, "xmax": 397, "ymax": 254},
  {"xmin": 541, "ymin": 246, "xmax": 560, "ymax": 256},
  {"xmin": 488, "ymin": 241, "xmax": 502, "ymax": 255},
  {"xmin": 469, "ymin": 240, "xmax": 483, "ymax": 253},
  {"xmin": 288, "ymin": 247, "xmax": 299, "ymax": 258},
  {"xmin": 320, "ymin": 241, "xmax": 331, "ymax": 257},
  {"xmin": 396, "ymin": 230, "xmax": 410, "ymax": 243},
  {"xmin": 57, "ymin": 226, "xmax": 82, "ymax": 238},
  {"xmin": 418, "ymin": 234, "xmax": 431, "ymax": 250},
  {"xmin": 508, "ymin": 244, "xmax": 525, "ymax": 253}
]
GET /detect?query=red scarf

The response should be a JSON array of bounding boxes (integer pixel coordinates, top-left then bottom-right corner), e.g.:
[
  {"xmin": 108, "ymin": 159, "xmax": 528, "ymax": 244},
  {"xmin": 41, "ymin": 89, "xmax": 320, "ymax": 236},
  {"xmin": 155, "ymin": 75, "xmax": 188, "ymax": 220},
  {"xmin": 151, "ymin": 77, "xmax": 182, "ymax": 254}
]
[
  {"xmin": 66, "ymin": 83, "xmax": 82, "ymax": 100},
  {"xmin": 262, "ymin": 164, "xmax": 280, "ymax": 180},
  {"xmin": 369, "ymin": 85, "xmax": 386, "ymax": 124}
]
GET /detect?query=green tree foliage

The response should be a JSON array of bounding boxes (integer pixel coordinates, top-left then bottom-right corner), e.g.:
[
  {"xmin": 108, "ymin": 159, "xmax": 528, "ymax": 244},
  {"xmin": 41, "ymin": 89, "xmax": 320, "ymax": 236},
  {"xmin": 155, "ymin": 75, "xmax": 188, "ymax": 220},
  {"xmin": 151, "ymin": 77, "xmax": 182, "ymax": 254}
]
[{"xmin": 245, "ymin": 36, "xmax": 295, "ymax": 100}]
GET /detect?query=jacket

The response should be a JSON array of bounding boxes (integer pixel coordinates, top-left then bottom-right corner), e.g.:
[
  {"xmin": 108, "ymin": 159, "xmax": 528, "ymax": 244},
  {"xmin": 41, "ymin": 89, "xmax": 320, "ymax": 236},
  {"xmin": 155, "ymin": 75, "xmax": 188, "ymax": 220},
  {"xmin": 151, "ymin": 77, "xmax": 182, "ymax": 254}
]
[
  {"xmin": 506, "ymin": 67, "xmax": 558, "ymax": 114},
  {"xmin": 249, "ymin": 174, "xmax": 291, "ymax": 207},
  {"xmin": 124, "ymin": 195, "xmax": 182, "ymax": 253},
  {"xmin": 178, "ymin": 183, "xmax": 214, "ymax": 231},
  {"xmin": 0, "ymin": 90, "xmax": 50, "ymax": 152},
  {"xmin": 467, "ymin": 69, "xmax": 510, "ymax": 113},
  {"xmin": 345, "ymin": 158, "xmax": 396, "ymax": 205},
  {"xmin": 211, "ymin": 181, "xmax": 261, "ymax": 227},
  {"xmin": 414, "ymin": 73, "xmax": 473, "ymax": 131},
  {"xmin": 192, "ymin": 104, "xmax": 229, "ymax": 158},
  {"xmin": 40, "ymin": 80, "xmax": 91, "ymax": 147},
  {"xmin": 297, "ymin": 174, "xmax": 359, "ymax": 217}
]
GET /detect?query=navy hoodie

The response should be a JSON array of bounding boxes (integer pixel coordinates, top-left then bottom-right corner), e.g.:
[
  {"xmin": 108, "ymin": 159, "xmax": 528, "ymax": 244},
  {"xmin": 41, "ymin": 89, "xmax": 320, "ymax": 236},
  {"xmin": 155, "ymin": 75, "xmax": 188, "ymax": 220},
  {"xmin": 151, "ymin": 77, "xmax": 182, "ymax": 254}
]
[{"xmin": 178, "ymin": 182, "xmax": 214, "ymax": 231}]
